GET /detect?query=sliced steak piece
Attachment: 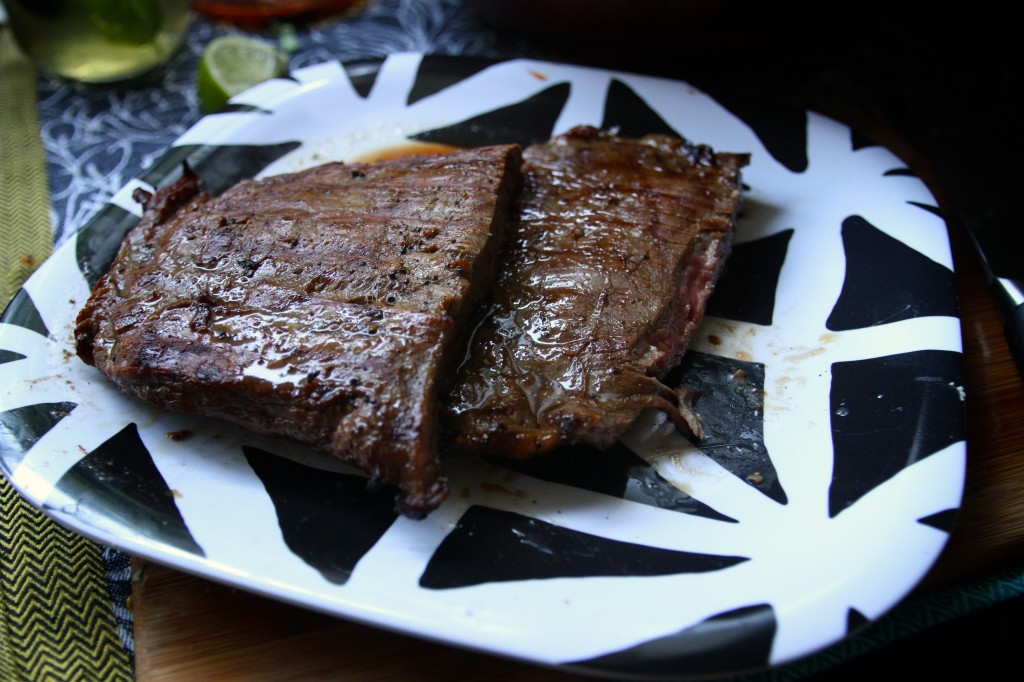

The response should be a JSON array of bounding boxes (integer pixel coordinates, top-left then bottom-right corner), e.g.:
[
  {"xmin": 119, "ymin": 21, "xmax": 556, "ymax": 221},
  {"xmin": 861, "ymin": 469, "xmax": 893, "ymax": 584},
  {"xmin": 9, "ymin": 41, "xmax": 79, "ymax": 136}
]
[
  {"xmin": 445, "ymin": 126, "xmax": 748, "ymax": 458},
  {"xmin": 76, "ymin": 145, "xmax": 523, "ymax": 516}
]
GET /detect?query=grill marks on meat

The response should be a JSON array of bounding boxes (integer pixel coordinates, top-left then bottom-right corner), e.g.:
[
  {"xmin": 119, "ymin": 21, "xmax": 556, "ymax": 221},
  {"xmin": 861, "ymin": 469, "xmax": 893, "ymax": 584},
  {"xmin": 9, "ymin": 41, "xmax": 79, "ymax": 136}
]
[
  {"xmin": 75, "ymin": 145, "xmax": 523, "ymax": 516},
  {"xmin": 445, "ymin": 126, "xmax": 749, "ymax": 458}
]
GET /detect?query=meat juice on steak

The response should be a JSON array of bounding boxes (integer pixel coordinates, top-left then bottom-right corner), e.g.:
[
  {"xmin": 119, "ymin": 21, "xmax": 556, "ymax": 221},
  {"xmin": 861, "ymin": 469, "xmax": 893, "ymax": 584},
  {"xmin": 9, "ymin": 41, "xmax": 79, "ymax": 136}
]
[
  {"xmin": 446, "ymin": 126, "xmax": 749, "ymax": 458},
  {"xmin": 75, "ymin": 145, "xmax": 523, "ymax": 516}
]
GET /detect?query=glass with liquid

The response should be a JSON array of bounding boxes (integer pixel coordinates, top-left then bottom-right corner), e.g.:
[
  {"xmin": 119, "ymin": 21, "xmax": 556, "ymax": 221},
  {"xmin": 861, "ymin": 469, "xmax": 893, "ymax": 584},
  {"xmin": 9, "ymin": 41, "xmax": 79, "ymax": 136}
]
[{"xmin": 5, "ymin": 0, "xmax": 190, "ymax": 85}]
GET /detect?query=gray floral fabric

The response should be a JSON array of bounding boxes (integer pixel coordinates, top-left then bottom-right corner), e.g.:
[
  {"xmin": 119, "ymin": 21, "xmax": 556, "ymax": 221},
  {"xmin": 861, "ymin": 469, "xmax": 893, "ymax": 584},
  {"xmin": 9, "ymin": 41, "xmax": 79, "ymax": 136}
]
[{"xmin": 39, "ymin": 0, "xmax": 541, "ymax": 247}]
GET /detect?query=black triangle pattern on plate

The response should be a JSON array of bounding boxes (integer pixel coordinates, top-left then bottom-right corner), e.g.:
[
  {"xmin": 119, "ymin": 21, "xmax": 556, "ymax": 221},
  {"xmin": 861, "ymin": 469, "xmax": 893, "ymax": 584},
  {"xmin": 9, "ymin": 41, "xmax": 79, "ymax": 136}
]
[
  {"xmin": 706, "ymin": 228, "xmax": 794, "ymax": 326},
  {"xmin": 0, "ymin": 288, "xmax": 49, "ymax": 338},
  {"xmin": 828, "ymin": 349, "xmax": 964, "ymax": 517},
  {"xmin": 492, "ymin": 443, "xmax": 737, "ymax": 522},
  {"xmin": 601, "ymin": 79, "xmax": 678, "ymax": 138},
  {"xmin": 74, "ymin": 142, "xmax": 303, "ymax": 287},
  {"xmin": 411, "ymin": 82, "xmax": 570, "ymax": 148},
  {"xmin": 217, "ymin": 103, "xmax": 271, "ymax": 115},
  {"xmin": 827, "ymin": 215, "xmax": 957, "ymax": 331},
  {"xmin": 665, "ymin": 352, "xmax": 785, "ymax": 505},
  {"xmin": 52, "ymin": 423, "xmax": 203, "ymax": 556},
  {"xmin": 343, "ymin": 60, "xmax": 384, "ymax": 99},
  {"xmin": 0, "ymin": 349, "xmax": 26, "ymax": 365},
  {"xmin": 883, "ymin": 167, "xmax": 917, "ymax": 177},
  {"xmin": 698, "ymin": 88, "xmax": 808, "ymax": 173},
  {"xmin": 851, "ymin": 127, "xmax": 883, "ymax": 151},
  {"xmin": 909, "ymin": 201, "xmax": 944, "ymax": 219},
  {"xmin": 418, "ymin": 506, "xmax": 747, "ymax": 590},
  {"xmin": 847, "ymin": 607, "xmax": 870, "ymax": 634},
  {"xmin": 407, "ymin": 55, "xmax": 496, "ymax": 106},
  {"xmin": 568, "ymin": 603, "xmax": 775, "ymax": 678},
  {"xmin": 243, "ymin": 446, "xmax": 398, "ymax": 585},
  {"xmin": 0, "ymin": 402, "xmax": 76, "ymax": 472},
  {"xmin": 917, "ymin": 508, "xmax": 959, "ymax": 533}
]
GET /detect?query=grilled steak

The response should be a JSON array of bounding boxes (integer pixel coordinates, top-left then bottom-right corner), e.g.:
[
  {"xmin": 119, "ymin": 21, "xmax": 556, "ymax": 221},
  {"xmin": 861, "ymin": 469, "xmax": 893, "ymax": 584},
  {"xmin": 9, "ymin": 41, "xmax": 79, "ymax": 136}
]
[
  {"xmin": 76, "ymin": 145, "xmax": 523, "ymax": 516},
  {"xmin": 445, "ymin": 126, "xmax": 748, "ymax": 457}
]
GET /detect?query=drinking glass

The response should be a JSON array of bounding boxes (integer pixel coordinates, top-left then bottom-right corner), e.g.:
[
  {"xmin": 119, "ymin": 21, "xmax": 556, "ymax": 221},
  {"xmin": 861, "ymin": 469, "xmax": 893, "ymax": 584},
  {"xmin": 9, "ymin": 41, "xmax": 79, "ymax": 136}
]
[{"xmin": 4, "ymin": 0, "xmax": 190, "ymax": 85}]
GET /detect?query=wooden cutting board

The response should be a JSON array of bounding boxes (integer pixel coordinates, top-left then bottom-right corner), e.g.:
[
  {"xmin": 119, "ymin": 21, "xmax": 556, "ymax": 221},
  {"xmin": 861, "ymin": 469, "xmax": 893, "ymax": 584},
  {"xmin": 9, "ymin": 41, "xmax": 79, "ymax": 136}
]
[{"xmin": 131, "ymin": 559, "xmax": 584, "ymax": 681}]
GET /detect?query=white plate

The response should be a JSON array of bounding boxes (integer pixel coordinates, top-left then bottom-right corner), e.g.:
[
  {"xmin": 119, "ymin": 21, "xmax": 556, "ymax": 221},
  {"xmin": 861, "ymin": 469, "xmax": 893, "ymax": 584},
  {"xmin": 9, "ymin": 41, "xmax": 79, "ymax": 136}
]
[{"xmin": 0, "ymin": 53, "xmax": 966, "ymax": 679}]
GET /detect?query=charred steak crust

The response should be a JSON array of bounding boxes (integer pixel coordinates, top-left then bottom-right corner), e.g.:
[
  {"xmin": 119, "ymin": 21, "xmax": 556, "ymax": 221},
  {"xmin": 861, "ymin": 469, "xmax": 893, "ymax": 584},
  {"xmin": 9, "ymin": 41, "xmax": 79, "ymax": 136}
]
[
  {"xmin": 76, "ymin": 145, "xmax": 523, "ymax": 516},
  {"xmin": 445, "ymin": 126, "xmax": 749, "ymax": 458}
]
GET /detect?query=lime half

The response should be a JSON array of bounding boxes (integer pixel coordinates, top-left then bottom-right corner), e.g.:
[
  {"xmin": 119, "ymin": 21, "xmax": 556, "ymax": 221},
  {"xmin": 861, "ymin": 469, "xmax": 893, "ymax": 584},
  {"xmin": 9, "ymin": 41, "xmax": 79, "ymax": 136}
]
[{"xmin": 198, "ymin": 35, "xmax": 289, "ymax": 113}]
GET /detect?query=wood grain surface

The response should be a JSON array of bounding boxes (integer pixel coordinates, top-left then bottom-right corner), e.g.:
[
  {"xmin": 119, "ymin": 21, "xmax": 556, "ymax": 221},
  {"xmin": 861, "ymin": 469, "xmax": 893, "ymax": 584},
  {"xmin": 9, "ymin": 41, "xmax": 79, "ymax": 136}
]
[
  {"xmin": 920, "ymin": 200, "xmax": 1024, "ymax": 587},
  {"xmin": 130, "ymin": 159, "xmax": 1024, "ymax": 681}
]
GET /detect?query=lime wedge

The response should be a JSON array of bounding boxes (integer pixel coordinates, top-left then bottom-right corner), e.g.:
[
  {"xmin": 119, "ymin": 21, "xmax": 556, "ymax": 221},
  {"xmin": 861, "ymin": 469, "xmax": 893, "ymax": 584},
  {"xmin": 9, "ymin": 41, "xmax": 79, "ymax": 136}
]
[{"xmin": 197, "ymin": 35, "xmax": 289, "ymax": 113}]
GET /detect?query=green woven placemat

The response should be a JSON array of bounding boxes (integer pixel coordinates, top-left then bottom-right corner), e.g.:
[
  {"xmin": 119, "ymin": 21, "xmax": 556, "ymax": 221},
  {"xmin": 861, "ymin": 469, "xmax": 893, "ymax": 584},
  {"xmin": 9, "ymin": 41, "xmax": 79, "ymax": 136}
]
[{"xmin": 1, "ymin": 25, "xmax": 133, "ymax": 682}]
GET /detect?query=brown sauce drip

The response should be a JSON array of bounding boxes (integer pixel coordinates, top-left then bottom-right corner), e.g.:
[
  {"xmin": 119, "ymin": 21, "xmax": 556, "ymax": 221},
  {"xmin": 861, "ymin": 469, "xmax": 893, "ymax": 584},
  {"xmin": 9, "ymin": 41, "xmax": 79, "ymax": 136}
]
[{"xmin": 353, "ymin": 141, "xmax": 459, "ymax": 163}]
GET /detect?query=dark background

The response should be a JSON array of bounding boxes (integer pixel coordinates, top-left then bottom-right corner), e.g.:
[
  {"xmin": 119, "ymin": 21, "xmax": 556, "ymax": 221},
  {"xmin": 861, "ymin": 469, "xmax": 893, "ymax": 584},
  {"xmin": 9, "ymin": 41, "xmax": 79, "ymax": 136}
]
[{"xmin": 467, "ymin": 1, "xmax": 1021, "ymax": 280}]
